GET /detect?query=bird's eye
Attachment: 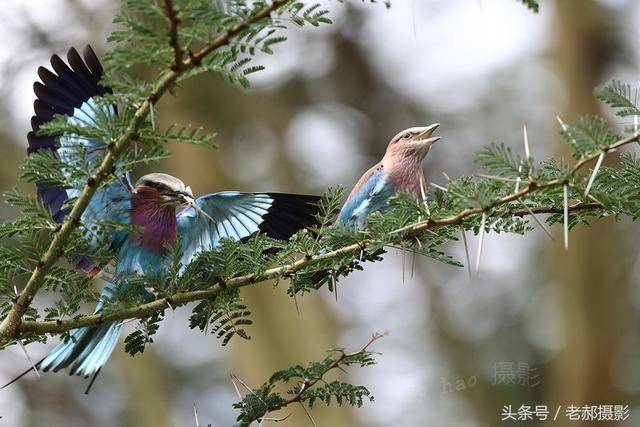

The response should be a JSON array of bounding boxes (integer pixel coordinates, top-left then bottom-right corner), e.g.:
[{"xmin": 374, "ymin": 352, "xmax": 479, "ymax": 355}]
[{"xmin": 402, "ymin": 132, "xmax": 412, "ymax": 140}]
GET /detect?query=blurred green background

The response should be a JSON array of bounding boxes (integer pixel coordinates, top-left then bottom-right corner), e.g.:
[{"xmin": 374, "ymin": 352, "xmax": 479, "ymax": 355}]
[{"xmin": 1, "ymin": 0, "xmax": 640, "ymax": 425}]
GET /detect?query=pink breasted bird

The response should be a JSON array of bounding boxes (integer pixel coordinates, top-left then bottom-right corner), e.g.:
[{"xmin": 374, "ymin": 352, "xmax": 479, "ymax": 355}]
[{"xmin": 337, "ymin": 124, "xmax": 441, "ymax": 228}]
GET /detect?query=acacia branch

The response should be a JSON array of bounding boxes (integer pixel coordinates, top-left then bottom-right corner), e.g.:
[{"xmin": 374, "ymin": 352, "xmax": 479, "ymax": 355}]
[
  {"xmin": 0, "ymin": 0, "xmax": 293, "ymax": 348},
  {"xmin": 163, "ymin": 0, "xmax": 182, "ymax": 70},
  {"xmin": 273, "ymin": 333, "xmax": 384, "ymax": 410},
  {"xmin": 17, "ymin": 132, "xmax": 640, "ymax": 337}
]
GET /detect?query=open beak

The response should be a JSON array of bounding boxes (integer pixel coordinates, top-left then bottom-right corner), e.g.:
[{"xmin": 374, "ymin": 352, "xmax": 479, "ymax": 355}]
[{"xmin": 414, "ymin": 123, "xmax": 441, "ymax": 145}]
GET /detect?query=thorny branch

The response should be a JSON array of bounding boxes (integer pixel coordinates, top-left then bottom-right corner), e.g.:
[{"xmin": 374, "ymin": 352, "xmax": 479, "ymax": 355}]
[
  {"xmin": 243, "ymin": 332, "xmax": 385, "ymax": 424},
  {"xmin": 163, "ymin": 0, "xmax": 182, "ymax": 70},
  {"xmin": 276, "ymin": 333, "xmax": 384, "ymax": 409},
  {"xmin": 16, "ymin": 131, "xmax": 640, "ymax": 337},
  {"xmin": 0, "ymin": 0, "xmax": 294, "ymax": 348}
]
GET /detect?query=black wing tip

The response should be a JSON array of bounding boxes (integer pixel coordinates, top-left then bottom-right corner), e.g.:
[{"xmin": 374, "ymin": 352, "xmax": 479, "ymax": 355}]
[
  {"xmin": 266, "ymin": 193, "xmax": 322, "ymax": 203},
  {"xmin": 257, "ymin": 193, "xmax": 323, "ymax": 240}
]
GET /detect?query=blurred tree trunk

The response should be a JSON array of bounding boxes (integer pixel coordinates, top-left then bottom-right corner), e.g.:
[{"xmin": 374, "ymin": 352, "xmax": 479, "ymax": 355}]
[
  {"xmin": 115, "ymin": 349, "xmax": 174, "ymax": 427},
  {"xmin": 548, "ymin": 1, "xmax": 629, "ymax": 424}
]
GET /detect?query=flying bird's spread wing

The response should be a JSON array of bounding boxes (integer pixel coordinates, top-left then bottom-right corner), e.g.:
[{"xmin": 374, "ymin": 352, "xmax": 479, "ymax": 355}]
[
  {"xmin": 28, "ymin": 46, "xmax": 131, "ymax": 272},
  {"xmin": 177, "ymin": 192, "xmax": 321, "ymax": 267}
]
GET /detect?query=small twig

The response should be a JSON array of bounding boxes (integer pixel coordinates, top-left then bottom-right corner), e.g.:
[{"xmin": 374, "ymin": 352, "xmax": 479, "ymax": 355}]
[
  {"xmin": 163, "ymin": 0, "xmax": 183, "ymax": 70},
  {"xmin": 510, "ymin": 202, "xmax": 601, "ymax": 216}
]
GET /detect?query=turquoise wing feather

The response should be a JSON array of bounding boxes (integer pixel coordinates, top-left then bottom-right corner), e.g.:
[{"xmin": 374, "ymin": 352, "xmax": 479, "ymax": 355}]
[
  {"xmin": 177, "ymin": 191, "xmax": 321, "ymax": 268},
  {"xmin": 28, "ymin": 46, "xmax": 131, "ymax": 271}
]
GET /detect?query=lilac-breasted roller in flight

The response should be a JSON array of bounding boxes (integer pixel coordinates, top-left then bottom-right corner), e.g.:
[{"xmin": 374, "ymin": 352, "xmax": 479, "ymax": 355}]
[
  {"xmin": 337, "ymin": 124, "xmax": 441, "ymax": 228},
  {"xmin": 6, "ymin": 46, "xmax": 322, "ymax": 388}
]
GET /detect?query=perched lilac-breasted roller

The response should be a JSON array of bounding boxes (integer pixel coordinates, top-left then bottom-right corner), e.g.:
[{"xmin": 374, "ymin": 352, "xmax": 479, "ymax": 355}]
[
  {"xmin": 6, "ymin": 46, "xmax": 322, "ymax": 389},
  {"xmin": 337, "ymin": 124, "xmax": 441, "ymax": 228}
]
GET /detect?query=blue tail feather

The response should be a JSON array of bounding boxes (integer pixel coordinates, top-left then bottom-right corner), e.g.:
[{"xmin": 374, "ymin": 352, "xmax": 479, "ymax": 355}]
[{"xmin": 41, "ymin": 321, "xmax": 122, "ymax": 378}]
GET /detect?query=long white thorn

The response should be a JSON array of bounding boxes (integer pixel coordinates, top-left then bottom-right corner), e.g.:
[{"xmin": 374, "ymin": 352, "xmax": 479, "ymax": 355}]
[
  {"xmin": 635, "ymin": 80, "xmax": 639, "ymax": 136},
  {"xmin": 523, "ymin": 124, "xmax": 533, "ymax": 180},
  {"xmin": 587, "ymin": 193, "xmax": 605, "ymax": 206},
  {"xmin": 563, "ymin": 184, "xmax": 569, "ymax": 251},
  {"xmin": 401, "ymin": 242, "xmax": 406, "ymax": 285},
  {"xmin": 519, "ymin": 200, "xmax": 555, "ymax": 241},
  {"xmin": 193, "ymin": 405, "xmax": 201, "ymax": 427},
  {"xmin": 292, "ymin": 290, "xmax": 301, "ymax": 316},
  {"xmin": 475, "ymin": 173, "xmax": 521, "ymax": 183},
  {"xmin": 419, "ymin": 176, "xmax": 427, "ymax": 201},
  {"xmin": 300, "ymin": 402, "xmax": 318, "ymax": 427},
  {"xmin": 18, "ymin": 340, "xmax": 40, "ymax": 378},
  {"xmin": 419, "ymin": 175, "xmax": 430, "ymax": 216},
  {"xmin": 475, "ymin": 211, "xmax": 487, "ymax": 274},
  {"xmin": 230, "ymin": 375, "xmax": 243, "ymax": 399},
  {"xmin": 460, "ymin": 224, "xmax": 472, "ymax": 277},
  {"xmin": 331, "ymin": 271, "xmax": 338, "ymax": 301},
  {"xmin": 515, "ymin": 166, "xmax": 522, "ymax": 193},
  {"xmin": 555, "ymin": 113, "xmax": 568, "ymax": 131},
  {"xmin": 584, "ymin": 151, "xmax": 605, "ymax": 199},
  {"xmin": 523, "ymin": 124, "xmax": 531, "ymax": 158},
  {"xmin": 150, "ymin": 102, "xmax": 156, "ymax": 131},
  {"xmin": 429, "ymin": 182, "xmax": 467, "ymax": 200},
  {"xmin": 411, "ymin": 250, "xmax": 416, "ymax": 279},
  {"xmin": 116, "ymin": 318, "xmax": 137, "ymax": 328},
  {"xmin": 429, "ymin": 182, "xmax": 448, "ymax": 192}
]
